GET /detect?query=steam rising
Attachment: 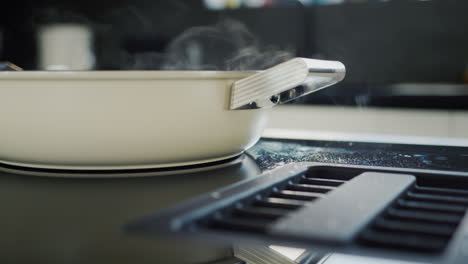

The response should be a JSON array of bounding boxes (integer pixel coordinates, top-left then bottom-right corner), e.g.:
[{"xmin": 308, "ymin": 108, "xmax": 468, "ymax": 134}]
[
  {"xmin": 30, "ymin": 7, "xmax": 294, "ymax": 71},
  {"xmin": 129, "ymin": 19, "xmax": 293, "ymax": 71}
]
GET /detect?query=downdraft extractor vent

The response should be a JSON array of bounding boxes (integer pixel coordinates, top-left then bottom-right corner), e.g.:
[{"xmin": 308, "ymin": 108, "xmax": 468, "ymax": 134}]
[{"xmin": 127, "ymin": 163, "xmax": 468, "ymax": 264}]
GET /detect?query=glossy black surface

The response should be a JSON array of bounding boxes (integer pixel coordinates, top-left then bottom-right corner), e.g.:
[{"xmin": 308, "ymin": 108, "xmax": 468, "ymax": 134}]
[
  {"xmin": 0, "ymin": 138, "xmax": 466, "ymax": 264},
  {"xmin": 249, "ymin": 139, "xmax": 468, "ymax": 172}
]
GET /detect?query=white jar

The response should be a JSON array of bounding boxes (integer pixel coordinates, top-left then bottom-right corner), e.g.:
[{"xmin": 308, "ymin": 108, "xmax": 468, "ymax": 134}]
[{"xmin": 38, "ymin": 24, "xmax": 95, "ymax": 70}]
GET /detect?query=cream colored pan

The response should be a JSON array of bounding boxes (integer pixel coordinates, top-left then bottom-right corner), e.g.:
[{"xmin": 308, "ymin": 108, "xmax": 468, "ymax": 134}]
[{"xmin": 0, "ymin": 58, "xmax": 345, "ymax": 170}]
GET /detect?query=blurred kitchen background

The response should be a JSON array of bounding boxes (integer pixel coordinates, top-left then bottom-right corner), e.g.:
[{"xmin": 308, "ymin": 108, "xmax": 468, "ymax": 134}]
[{"xmin": 1, "ymin": 0, "xmax": 467, "ymax": 140}]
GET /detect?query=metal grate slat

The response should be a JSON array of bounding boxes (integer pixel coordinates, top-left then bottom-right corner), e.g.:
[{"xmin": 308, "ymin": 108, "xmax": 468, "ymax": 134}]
[
  {"xmin": 360, "ymin": 229, "xmax": 449, "ymax": 252},
  {"xmin": 374, "ymin": 218, "xmax": 456, "ymax": 237},
  {"xmin": 406, "ymin": 192, "xmax": 468, "ymax": 206},
  {"xmin": 253, "ymin": 197, "xmax": 309, "ymax": 209},
  {"xmin": 300, "ymin": 178, "xmax": 345, "ymax": 187},
  {"xmin": 386, "ymin": 208, "xmax": 463, "ymax": 225},
  {"xmin": 396, "ymin": 199, "xmax": 467, "ymax": 214},
  {"xmin": 271, "ymin": 190, "xmax": 323, "ymax": 201},
  {"xmin": 415, "ymin": 185, "xmax": 468, "ymax": 198},
  {"xmin": 286, "ymin": 183, "xmax": 334, "ymax": 193}
]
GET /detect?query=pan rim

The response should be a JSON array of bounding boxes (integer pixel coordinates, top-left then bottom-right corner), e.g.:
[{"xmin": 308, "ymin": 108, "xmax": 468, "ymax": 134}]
[{"xmin": 0, "ymin": 70, "xmax": 255, "ymax": 80}]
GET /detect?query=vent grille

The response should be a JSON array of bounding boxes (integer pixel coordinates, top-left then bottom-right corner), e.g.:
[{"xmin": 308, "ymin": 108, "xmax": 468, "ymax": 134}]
[
  {"xmin": 359, "ymin": 185, "xmax": 468, "ymax": 253},
  {"xmin": 204, "ymin": 168, "xmax": 355, "ymax": 234}
]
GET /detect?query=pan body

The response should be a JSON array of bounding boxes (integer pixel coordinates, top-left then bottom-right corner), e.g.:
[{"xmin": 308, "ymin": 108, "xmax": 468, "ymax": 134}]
[{"xmin": 0, "ymin": 71, "xmax": 269, "ymax": 170}]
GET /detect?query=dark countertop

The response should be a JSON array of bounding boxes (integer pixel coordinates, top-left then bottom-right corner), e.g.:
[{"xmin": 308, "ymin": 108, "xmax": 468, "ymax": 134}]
[{"xmin": 0, "ymin": 138, "xmax": 467, "ymax": 264}]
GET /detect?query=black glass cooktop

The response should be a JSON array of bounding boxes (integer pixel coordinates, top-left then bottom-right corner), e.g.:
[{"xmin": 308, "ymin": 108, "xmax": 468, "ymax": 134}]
[
  {"xmin": 0, "ymin": 138, "xmax": 466, "ymax": 264},
  {"xmin": 249, "ymin": 138, "xmax": 468, "ymax": 172}
]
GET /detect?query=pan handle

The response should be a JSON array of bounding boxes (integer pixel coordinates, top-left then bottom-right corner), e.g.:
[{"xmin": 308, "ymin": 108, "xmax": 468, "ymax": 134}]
[
  {"xmin": 0, "ymin": 62, "xmax": 23, "ymax": 71},
  {"xmin": 230, "ymin": 58, "xmax": 345, "ymax": 110}
]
